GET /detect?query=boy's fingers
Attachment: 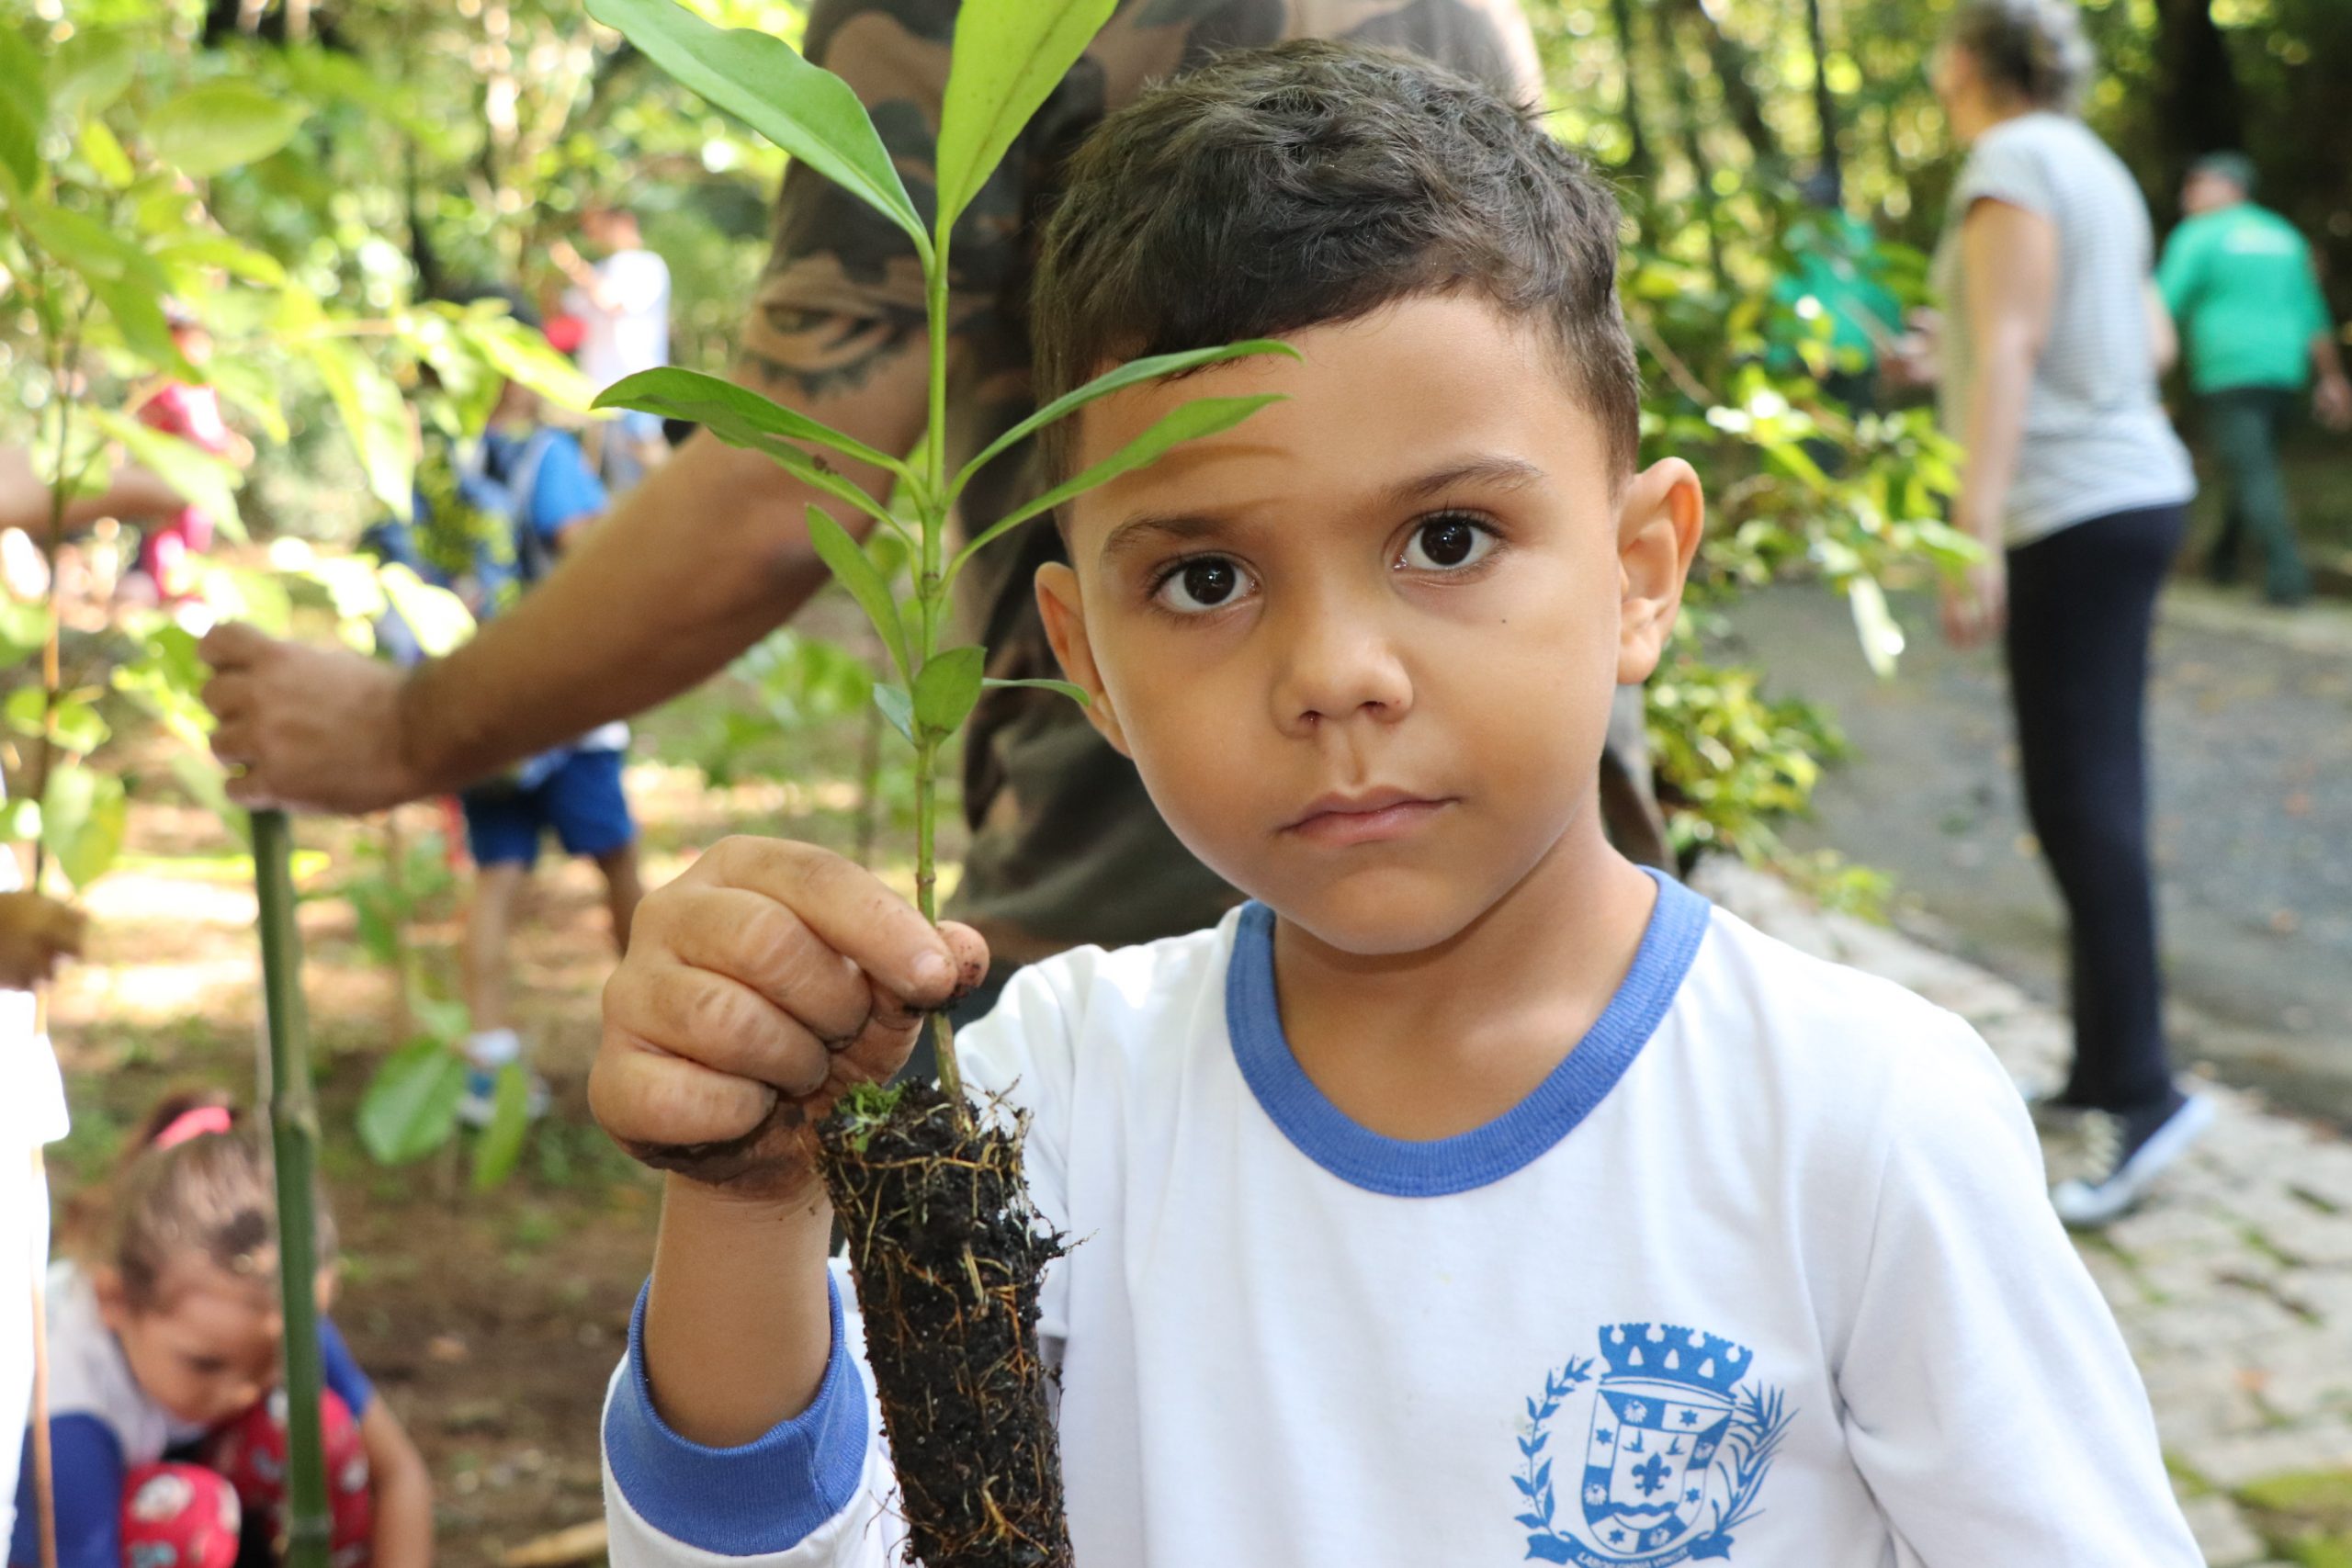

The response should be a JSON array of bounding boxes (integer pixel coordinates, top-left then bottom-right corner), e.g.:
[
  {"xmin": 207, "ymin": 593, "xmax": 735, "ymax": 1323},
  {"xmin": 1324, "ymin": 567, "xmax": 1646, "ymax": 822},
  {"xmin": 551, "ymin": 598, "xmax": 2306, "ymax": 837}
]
[
  {"xmin": 649, "ymin": 884, "xmax": 872, "ymax": 1045},
  {"xmin": 605, "ymin": 957, "xmax": 834, "ymax": 1098},
  {"xmin": 695, "ymin": 838, "xmax": 966, "ymax": 1007},
  {"xmin": 589, "ymin": 1031, "xmax": 780, "ymax": 1152}
]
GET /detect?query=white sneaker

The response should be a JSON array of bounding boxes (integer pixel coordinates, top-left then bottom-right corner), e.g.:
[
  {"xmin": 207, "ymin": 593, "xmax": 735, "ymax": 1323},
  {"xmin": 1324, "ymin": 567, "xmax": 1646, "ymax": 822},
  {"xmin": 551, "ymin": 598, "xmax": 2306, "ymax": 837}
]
[
  {"xmin": 457, "ymin": 1065, "xmax": 551, "ymax": 1128},
  {"xmin": 2051, "ymin": 1090, "xmax": 2215, "ymax": 1228}
]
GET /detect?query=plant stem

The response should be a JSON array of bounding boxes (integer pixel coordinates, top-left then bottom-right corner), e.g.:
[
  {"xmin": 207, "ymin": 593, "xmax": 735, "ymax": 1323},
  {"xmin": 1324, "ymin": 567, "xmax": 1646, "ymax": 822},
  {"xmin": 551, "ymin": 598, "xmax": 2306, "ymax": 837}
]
[
  {"xmin": 252, "ymin": 810, "xmax": 332, "ymax": 1568},
  {"xmin": 916, "ymin": 233, "xmax": 967, "ymax": 1113},
  {"xmin": 28, "ymin": 295, "xmax": 88, "ymax": 898}
]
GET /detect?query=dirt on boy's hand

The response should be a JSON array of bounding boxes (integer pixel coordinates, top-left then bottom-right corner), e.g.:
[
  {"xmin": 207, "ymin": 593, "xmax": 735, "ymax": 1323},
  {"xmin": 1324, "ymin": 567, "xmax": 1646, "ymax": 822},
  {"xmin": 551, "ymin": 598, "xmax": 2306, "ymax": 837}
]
[{"xmin": 588, "ymin": 835, "xmax": 988, "ymax": 1201}]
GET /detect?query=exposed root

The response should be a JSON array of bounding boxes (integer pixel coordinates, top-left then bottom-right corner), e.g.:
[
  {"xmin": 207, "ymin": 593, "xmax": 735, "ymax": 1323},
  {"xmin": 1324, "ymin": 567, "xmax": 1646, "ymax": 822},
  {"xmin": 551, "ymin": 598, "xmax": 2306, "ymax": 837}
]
[{"xmin": 819, "ymin": 1082, "xmax": 1070, "ymax": 1568}]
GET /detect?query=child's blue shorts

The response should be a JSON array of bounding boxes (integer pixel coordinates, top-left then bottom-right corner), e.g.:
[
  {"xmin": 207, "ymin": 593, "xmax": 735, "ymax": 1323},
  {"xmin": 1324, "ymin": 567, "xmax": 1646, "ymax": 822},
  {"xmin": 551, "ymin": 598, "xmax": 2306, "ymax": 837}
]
[{"xmin": 460, "ymin": 748, "xmax": 636, "ymax": 870}]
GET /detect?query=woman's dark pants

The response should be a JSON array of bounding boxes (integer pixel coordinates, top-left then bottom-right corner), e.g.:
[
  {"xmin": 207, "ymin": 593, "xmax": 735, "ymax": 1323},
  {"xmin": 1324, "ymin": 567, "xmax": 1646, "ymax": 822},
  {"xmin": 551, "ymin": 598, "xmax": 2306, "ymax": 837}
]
[{"xmin": 2003, "ymin": 503, "xmax": 2187, "ymax": 1113}]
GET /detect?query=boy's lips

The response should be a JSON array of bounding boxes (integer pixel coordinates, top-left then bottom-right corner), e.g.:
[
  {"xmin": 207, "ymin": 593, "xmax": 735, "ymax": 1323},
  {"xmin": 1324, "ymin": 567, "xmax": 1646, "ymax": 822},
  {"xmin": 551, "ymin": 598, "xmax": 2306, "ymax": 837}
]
[{"xmin": 1282, "ymin": 788, "xmax": 1455, "ymax": 846}]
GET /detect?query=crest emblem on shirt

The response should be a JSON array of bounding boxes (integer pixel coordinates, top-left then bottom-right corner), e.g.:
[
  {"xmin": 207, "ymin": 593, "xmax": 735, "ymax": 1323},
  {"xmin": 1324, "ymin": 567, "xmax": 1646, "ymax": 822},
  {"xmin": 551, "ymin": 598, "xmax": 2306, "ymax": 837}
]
[{"xmin": 1512, "ymin": 1323, "xmax": 1793, "ymax": 1565}]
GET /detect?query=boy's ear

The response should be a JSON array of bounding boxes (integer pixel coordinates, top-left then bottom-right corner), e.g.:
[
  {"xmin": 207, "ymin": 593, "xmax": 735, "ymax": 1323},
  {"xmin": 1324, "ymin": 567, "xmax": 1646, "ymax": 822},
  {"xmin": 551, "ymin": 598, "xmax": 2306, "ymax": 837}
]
[
  {"xmin": 1034, "ymin": 561, "xmax": 1132, "ymax": 758},
  {"xmin": 1615, "ymin": 457, "xmax": 1704, "ymax": 684}
]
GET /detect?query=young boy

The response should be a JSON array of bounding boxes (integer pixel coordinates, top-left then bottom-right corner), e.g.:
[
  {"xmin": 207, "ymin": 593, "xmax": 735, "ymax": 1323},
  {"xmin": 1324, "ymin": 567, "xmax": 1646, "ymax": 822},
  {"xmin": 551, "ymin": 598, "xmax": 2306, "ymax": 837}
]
[{"xmin": 588, "ymin": 43, "xmax": 2199, "ymax": 1568}]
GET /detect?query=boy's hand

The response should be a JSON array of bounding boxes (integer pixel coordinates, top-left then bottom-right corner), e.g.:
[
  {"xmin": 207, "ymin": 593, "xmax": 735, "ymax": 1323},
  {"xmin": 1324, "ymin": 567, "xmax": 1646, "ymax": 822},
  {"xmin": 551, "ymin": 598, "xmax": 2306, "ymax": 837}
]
[{"xmin": 590, "ymin": 837, "xmax": 987, "ymax": 1204}]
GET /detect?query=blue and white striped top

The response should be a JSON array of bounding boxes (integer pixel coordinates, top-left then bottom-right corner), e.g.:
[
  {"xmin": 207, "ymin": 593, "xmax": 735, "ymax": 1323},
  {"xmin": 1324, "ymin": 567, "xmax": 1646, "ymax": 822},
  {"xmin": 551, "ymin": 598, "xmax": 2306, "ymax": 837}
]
[{"xmin": 1934, "ymin": 111, "xmax": 2195, "ymax": 544}]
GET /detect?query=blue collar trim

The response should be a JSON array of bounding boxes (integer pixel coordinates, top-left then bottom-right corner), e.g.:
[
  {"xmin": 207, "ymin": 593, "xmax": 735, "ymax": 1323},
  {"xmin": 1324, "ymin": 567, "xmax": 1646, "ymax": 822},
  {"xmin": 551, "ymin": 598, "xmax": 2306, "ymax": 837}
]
[{"xmin": 1226, "ymin": 868, "xmax": 1711, "ymax": 1198}]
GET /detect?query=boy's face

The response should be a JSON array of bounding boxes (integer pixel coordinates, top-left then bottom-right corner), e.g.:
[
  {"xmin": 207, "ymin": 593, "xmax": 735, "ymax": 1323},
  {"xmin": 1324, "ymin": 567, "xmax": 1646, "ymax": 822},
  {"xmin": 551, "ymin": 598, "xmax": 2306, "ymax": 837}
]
[{"xmin": 1039, "ymin": 294, "xmax": 1700, "ymax": 957}]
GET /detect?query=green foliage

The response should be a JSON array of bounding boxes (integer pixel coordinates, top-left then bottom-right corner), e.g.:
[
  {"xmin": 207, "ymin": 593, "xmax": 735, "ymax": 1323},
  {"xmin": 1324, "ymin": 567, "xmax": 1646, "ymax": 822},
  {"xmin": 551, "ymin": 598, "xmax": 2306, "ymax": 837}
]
[
  {"xmin": 933, "ymin": 0, "xmax": 1117, "ymax": 234},
  {"xmin": 146, "ymin": 82, "xmax": 310, "ymax": 179},
  {"xmin": 584, "ymin": 0, "xmax": 925, "ymax": 255},
  {"xmin": 356, "ymin": 1037, "xmax": 469, "ymax": 1166}
]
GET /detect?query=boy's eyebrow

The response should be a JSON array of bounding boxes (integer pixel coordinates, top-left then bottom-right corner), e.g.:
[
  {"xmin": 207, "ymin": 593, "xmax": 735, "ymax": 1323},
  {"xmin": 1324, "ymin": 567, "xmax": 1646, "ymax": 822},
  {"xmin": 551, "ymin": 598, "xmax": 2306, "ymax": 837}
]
[
  {"xmin": 1386, "ymin": 454, "xmax": 1548, "ymax": 503},
  {"xmin": 1096, "ymin": 455, "xmax": 1548, "ymax": 568},
  {"xmin": 1097, "ymin": 511, "xmax": 1229, "ymax": 569}
]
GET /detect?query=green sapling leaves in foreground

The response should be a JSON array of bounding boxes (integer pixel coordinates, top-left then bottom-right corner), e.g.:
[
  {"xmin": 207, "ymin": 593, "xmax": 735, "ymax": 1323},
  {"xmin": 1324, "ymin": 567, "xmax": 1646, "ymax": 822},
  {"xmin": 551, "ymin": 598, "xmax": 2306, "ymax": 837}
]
[{"xmin": 583, "ymin": 1, "xmax": 1299, "ymax": 1082}]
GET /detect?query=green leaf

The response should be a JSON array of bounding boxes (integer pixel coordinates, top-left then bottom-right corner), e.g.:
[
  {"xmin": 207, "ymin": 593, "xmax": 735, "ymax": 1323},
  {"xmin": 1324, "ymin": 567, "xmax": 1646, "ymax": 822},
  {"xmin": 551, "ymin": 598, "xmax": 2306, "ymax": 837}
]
[
  {"xmin": 308, "ymin": 338, "xmax": 414, "ymax": 516},
  {"xmin": 954, "ymin": 341, "xmax": 1298, "ymax": 501},
  {"xmin": 0, "ymin": 600, "xmax": 44, "ymax": 665},
  {"xmin": 0, "ymin": 796, "xmax": 38, "ymax": 844},
  {"xmin": 203, "ymin": 354, "xmax": 289, "ymax": 445},
  {"xmin": 148, "ymin": 84, "xmax": 310, "ymax": 178},
  {"xmin": 934, "ymin": 0, "xmax": 1114, "ymax": 237},
  {"xmin": 51, "ymin": 29, "xmax": 134, "ymax": 121},
  {"xmin": 47, "ymin": 695, "xmax": 108, "ymax": 755},
  {"xmin": 469, "ymin": 1064, "xmax": 531, "ymax": 1190},
  {"xmin": 456, "ymin": 310, "xmax": 597, "ymax": 413},
  {"xmin": 596, "ymin": 367, "xmax": 907, "ymax": 479},
  {"xmin": 982, "ymin": 676, "xmax": 1090, "ymax": 706},
  {"xmin": 51, "ymin": 768, "xmax": 125, "ymax": 889},
  {"xmin": 956, "ymin": 394, "xmax": 1285, "ymax": 570},
  {"xmin": 76, "ymin": 121, "xmax": 133, "ymax": 189},
  {"xmin": 913, "ymin": 645, "xmax": 985, "ymax": 736},
  {"xmin": 86, "ymin": 408, "xmax": 245, "ymax": 538},
  {"xmin": 595, "ymin": 369, "xmax": 899, "ymax": 527},
  {"xmin": 375, "ymin": 564, "xmax": 476, "ymax": 658},
  {"xmin": 2, "ymin": 687, "xmax": 44, "ymax": 739},
  {"xmin": 805, "ymin": 505, "xmax": 909, "ymax": 678},
  {"xmin": 17, "ymin": 202, "xmax": 183, "ymax": 369},
  {"xmin": 357, "ymin": 1041, "xmax": 468, "ymax": 1165},
  {"xmin": 166, "ymin": 751, "xmax": 248, "ymax": 849},
  {"xmin": 154, "ymin": 235, "xmax": 288, "ymax": 288},
  {"xmin": 585, "ymin": 0, "xmax": 925, "ymax": 255},
  {"xmin": 0, "ymin": 26, "xmax": 44, "ymax": 197},
  {"xmin": 872, "ymin": 682, "xmax": 915, "ymax": 746}
]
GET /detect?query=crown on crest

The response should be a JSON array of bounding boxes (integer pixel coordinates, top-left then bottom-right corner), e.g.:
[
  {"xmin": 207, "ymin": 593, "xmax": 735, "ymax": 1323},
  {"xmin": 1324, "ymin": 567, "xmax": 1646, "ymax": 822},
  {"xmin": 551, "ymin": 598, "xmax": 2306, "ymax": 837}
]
[{"xmin": 1599, "ymin": 1323, "xmax": 1752, "ymax": 1396}]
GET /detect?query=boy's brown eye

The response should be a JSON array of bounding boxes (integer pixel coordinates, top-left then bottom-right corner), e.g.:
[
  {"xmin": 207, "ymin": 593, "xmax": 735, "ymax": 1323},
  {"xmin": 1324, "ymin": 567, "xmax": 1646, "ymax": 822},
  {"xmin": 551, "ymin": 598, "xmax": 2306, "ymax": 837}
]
[
  {"xmin": 1156, "ymin": 556, "xmax": 1246, "ymax": 614},
  {"xmin": 1401, "ymin": 514, "xmax": 1495, "ymax": 572}
]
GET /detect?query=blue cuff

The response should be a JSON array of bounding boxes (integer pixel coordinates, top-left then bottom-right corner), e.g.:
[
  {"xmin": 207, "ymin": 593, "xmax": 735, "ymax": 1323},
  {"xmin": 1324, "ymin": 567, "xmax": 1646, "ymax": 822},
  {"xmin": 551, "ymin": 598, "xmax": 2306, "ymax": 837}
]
[{"xmin": 605, "ymin": 1274, "xmax": 871, "ymax": 1555}]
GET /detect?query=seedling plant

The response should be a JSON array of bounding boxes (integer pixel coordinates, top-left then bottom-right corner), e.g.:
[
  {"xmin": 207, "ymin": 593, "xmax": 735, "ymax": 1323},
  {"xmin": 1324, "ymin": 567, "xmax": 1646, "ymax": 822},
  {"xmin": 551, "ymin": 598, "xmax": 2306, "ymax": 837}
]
[{"xmin": 584, "ymin": 0, "xmax": 1288, "ymax": 1561}]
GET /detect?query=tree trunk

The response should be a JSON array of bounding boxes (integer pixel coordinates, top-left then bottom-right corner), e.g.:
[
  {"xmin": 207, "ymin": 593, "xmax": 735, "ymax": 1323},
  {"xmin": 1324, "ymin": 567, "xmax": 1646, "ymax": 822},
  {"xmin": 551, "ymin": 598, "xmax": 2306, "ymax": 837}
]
[
  {"xmin": 2151, "ymin": 0, "xmax": 2245, "ymax": 217},
  {"xmin": 1608, "ymin": 0, "xmax": 1655, "ymax": 183},
  {"xmin": 1804, "ymin": 0, "xmax": 1842, "ymax": 200},
  {"xmin": 1671, "ymin": 0, "xmax": 1780, "ymax": 175}
]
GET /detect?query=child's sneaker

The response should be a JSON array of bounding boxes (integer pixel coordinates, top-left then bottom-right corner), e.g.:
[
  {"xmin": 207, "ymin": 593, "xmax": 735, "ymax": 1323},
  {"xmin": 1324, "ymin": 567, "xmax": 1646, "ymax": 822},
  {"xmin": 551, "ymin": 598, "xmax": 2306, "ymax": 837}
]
[
  {"xmin": 457, "ymin": 1065, "xmax": 551, "ymax": 1128},
  {"xmin": 2050, "ymin": 1089, "xmax": 2215, "ymax": 1228},
  {"xmin": 454, "ymin": 1027, "xmax": 549, "ymax": 1127}
]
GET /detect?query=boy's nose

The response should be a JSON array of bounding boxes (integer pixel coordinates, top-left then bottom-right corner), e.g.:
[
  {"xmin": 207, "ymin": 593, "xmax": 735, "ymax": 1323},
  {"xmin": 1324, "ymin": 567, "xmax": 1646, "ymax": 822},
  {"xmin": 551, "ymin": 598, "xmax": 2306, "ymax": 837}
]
[{"xmin": 1268, "ymin": 597, "xmax": 1412, "ymax": 737}]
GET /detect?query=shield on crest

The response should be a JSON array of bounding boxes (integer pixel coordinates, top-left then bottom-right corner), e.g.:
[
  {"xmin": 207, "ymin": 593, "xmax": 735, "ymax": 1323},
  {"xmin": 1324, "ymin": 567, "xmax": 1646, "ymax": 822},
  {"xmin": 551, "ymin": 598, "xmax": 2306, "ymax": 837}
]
[{"xmin": 1580, "ymin": 1378, "xmax": 1732, "ymax": 1556}]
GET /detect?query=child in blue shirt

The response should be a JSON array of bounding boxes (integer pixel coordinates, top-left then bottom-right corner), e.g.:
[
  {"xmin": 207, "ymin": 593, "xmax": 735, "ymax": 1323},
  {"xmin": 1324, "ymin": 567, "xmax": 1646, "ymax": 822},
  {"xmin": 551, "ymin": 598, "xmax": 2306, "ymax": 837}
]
[{"xmin": 369, "ymin": 355, "xmax": 645, "ymax": 1122}]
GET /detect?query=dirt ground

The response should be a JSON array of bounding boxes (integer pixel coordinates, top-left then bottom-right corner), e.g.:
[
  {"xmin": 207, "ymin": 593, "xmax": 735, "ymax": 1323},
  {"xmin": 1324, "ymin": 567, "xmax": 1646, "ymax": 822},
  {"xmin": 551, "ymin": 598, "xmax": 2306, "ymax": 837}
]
[{"xmin": 43, "ymin": 657, "xmax": 933, "ymax": 1566}]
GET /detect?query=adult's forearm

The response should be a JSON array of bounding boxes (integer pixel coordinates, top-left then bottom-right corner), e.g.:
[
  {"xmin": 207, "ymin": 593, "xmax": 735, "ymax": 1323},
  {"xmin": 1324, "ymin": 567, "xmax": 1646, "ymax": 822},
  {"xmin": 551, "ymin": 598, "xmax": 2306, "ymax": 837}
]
[
  {"xmin": 643, "ymin": 1176, "xmax": 840, "ymax": 1448},
  {"xmin": 1958, "ymin": 343, "xmax": 2035, "ymax": 541},
  {"xmin": 391, "ymin": 431, "xmax": 878, "ymax": 793}
]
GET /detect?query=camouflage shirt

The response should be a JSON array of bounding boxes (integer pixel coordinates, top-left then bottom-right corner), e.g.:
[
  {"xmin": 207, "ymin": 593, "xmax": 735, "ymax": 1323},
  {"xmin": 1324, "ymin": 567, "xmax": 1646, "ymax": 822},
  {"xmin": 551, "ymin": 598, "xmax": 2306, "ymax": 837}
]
[{"xmin": 752, "ymin": 0, "xmax": 1543, "ymax": 963}]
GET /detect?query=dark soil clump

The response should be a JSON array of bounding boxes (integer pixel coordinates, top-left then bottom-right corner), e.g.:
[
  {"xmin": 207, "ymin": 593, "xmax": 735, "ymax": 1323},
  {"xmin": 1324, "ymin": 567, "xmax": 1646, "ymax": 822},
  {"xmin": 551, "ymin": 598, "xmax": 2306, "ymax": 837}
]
[{"xmin": 819, "ymin": 1081, "xmax": 1070, "ymax": 1568}]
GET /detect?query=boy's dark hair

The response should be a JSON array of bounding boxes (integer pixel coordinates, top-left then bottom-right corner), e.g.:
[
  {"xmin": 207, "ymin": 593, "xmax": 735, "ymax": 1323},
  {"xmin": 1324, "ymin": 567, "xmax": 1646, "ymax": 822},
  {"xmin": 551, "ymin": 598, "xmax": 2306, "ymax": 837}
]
[{"xmin": 1032, "ymin": 40, "xmax": 1640, "ymax": 484}]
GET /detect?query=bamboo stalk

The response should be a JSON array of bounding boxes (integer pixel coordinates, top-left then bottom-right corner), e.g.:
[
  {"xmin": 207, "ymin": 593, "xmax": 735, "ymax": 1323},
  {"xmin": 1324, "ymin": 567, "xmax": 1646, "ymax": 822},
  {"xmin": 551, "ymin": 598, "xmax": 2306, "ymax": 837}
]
[{"xmin": 252, "ymin": 809, "xmax": 332, "ymax": 1568}]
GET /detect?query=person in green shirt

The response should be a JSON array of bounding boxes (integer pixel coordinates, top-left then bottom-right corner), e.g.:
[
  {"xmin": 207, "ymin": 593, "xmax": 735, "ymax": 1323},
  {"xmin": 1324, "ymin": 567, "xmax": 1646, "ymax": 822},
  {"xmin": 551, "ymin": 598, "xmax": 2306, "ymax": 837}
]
[
  {"xmin": 2157, "ymin": 151, "xmax": 2352, "ymax": 605},
  {"xmin": 1771, "ymin": 168, "xmax": 1905, "ymax": 421}
]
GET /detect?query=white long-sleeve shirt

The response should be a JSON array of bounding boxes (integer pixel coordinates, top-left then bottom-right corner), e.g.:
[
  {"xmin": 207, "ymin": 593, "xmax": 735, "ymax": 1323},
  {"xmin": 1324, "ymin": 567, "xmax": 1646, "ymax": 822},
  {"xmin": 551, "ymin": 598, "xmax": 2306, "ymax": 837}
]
[{"xmin": 604, "ymin": 874, "xmax": 2199, "ymax": 1567}]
